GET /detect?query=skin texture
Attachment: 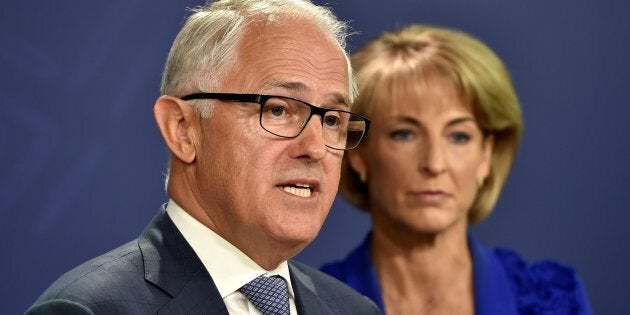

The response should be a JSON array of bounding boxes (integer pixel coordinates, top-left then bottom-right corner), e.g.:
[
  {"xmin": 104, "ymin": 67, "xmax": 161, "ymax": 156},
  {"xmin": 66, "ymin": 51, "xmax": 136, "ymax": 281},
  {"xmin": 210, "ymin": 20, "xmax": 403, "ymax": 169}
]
[
  {"xmin": 348, "ymin": 79, "xmax": 493, "ymax": 314},
  {"xmin": 154, "ymin": 17, "xmax": 349, "ymax": 270}
]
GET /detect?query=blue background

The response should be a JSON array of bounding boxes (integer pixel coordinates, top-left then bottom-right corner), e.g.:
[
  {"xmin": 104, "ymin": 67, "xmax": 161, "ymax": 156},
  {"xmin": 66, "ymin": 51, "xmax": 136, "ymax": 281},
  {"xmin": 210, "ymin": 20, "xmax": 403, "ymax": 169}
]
[{"xmin": 2, "ymin": 1, "xmax": 628, "ymax": 314}]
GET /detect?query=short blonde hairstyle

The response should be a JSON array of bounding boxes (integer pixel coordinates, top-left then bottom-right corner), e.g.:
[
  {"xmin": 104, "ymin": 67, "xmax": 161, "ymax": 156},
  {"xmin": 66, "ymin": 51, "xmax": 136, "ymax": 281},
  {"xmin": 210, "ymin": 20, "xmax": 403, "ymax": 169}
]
[
  {"xmin": 341, "ymin": 24, "xmax": 523, "ymax": 223},
  {"xmin": 160, "ymin": 0, "xmax": 356, "ymax": 118}
]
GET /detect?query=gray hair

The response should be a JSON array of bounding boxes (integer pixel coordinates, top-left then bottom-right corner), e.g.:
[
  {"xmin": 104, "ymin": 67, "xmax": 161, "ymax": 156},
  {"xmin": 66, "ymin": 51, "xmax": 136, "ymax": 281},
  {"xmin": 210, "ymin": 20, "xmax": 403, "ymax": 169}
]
[{"xmin": 160, "ymin": 0, "xmax": 356, "ymax": 118}]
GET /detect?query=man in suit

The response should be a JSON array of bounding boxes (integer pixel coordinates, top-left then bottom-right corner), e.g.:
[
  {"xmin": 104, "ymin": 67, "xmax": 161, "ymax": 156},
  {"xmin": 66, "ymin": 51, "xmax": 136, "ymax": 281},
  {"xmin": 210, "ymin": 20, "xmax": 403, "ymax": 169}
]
[{"xmin": 27, "ymin": 0, "xmax": 376, "ymax": 314}]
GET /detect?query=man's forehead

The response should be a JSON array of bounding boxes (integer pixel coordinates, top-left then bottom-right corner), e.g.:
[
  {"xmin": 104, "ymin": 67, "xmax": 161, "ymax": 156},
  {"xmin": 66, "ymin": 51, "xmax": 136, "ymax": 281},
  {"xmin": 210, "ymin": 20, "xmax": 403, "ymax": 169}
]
[
  {"xmin": 261, "ymin": 80, "xmax": 349, "ymax": 107},
  {"xmin": 221, "ymin": 16, "xmax": 350, "ymax": 106},
  {"xmin": 239, "ymin": 14, "xmax": 340, "ymax": 55}
]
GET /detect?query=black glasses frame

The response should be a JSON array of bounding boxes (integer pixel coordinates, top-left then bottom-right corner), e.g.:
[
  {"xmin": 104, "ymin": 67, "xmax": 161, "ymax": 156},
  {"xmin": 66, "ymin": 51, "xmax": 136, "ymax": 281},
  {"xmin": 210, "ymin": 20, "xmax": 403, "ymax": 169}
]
[{"xmin": 180, "ymin": 92, "xmax": 371, "ymax": 150}]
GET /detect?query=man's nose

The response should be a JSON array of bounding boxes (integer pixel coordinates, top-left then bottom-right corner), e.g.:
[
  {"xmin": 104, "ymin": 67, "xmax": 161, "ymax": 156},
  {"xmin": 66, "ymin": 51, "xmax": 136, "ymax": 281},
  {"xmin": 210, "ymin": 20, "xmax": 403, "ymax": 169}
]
[{"xmin": 289, "ymin": 115, "xmax": 327, "ymax": 160}]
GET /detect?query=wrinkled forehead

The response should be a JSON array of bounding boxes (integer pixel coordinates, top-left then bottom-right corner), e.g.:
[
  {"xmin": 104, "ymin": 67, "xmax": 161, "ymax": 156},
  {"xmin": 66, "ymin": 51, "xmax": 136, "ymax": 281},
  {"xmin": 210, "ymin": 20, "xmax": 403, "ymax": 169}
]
[
  {"xmin": 223, "ymin": 15, "xmax": 350, "ymax": 100},
  {"xmin": 239, "ymin": 14, "xmax": 342, "ymax": 56}
]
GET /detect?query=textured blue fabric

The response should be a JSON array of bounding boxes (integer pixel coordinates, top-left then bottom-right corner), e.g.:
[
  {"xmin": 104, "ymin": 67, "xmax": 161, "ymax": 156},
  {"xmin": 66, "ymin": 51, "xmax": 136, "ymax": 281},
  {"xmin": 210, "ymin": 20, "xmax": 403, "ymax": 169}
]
[
  {"xmin": 321, "ymin": 232, "xmax": 593, "ymax": 315},
  {"xmin": 240, "ymin": 275, "xmax": 290, "ymax": 315}
]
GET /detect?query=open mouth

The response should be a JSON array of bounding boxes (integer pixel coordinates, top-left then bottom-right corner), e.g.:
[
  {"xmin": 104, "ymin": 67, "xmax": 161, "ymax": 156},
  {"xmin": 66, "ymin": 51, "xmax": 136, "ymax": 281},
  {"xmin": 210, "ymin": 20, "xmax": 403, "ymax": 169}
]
[{"xmin": 280, "ymin": 183, "xmax": 312, "ymax": 197}]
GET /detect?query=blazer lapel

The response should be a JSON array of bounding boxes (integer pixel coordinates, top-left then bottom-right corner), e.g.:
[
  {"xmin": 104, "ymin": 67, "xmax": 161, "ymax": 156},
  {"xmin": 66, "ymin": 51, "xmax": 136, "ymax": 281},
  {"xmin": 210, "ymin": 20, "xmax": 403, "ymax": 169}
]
[
  {"xmin": 469, "ymin": 236, "xmax": 519, "ymax": 315},
  {"xmin": 139, "ymin": 206, "xmax": 229, "ymax": 315},
  {"xmin": 289, "ymin": 262, "xmax": 336, "ymax": 315}
]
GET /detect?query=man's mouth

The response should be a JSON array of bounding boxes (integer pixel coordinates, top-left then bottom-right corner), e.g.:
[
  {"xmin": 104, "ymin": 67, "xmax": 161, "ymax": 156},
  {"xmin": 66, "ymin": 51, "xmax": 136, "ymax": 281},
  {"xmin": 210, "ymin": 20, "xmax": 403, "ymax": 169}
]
[{"xmin": 281, "ymin": 183, "xmax": 313, "ymax": 197}]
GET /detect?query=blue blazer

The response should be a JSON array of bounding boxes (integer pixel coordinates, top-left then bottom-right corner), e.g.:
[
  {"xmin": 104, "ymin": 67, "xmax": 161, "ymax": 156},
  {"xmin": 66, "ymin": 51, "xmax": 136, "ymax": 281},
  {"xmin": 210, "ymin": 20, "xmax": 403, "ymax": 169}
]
[
  {"xmin": 321, "ymin": 233, "xmax": 593, "ymax": 315},
  {"xmin": 27, "ymin": 207, "xmax": 379, "ymax": 314}
]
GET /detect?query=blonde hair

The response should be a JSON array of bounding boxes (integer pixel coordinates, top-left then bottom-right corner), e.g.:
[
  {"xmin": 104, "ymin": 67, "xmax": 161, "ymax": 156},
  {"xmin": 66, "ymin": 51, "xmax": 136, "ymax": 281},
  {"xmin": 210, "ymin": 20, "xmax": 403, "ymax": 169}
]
[
  {"xmin": 341, "ymin": 24, "xmax": 523, "ymax": 223},
  {"xmin": 160, "ymin": 0, "xmax": 355, "ymax": 117}
]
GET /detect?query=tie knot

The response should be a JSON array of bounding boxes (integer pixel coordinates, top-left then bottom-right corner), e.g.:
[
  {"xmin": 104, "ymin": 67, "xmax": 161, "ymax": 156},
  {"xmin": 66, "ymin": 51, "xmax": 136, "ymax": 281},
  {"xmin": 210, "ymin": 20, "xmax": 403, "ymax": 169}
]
[{"xmin": 239, "ymin": 275, "xmax": 290, "ymax": 315}]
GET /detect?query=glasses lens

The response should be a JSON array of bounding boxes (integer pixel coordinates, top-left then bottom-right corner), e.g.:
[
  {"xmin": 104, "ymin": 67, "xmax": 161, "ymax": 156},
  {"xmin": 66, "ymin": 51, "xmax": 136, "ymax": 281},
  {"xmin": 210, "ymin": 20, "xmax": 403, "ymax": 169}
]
[
  {"xmin": 344, "ymin": 115, "xmax": 367, "ymax": 150},
  {"xmin": 260, "ymin": 96, "xmax": 367, "ymax": 150},
  {"xmin": 322, "ymin": 111, "xmax": 367, "ymax": 150},
  {"xmin": 260, "ymin": 97, "xmax": 311, "ymax": 137}
]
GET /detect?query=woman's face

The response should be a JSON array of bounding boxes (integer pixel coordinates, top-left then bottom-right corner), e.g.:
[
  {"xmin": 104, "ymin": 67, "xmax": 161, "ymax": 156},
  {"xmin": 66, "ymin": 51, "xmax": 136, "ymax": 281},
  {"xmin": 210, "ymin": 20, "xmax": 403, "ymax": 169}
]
[{"xmin": 349, "ymin": 80, "xmax": 493, "ymax": 236}]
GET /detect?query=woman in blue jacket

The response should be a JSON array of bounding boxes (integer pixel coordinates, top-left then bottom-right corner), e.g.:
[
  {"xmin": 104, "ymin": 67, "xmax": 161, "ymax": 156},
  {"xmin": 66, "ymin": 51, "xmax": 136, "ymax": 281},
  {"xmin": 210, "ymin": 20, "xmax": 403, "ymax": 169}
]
[{"xmin": 321, "ymin": 24, "xmax": 592, "ymax": 314}]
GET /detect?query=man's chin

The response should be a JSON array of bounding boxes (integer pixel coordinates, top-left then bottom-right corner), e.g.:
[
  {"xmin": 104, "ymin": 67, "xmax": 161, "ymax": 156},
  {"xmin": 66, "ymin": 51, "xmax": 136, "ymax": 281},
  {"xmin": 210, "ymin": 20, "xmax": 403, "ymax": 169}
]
[{"xmin": 271, "ymin": 230, "xmax": 320, "ymax": 257}]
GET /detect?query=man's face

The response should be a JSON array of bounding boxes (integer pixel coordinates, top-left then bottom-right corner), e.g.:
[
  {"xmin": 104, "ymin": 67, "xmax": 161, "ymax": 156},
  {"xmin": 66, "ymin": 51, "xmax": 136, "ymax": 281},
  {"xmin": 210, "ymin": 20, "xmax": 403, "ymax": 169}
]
[{"xmin": 193, "ymin": 18, "xmax": 349, "ymax": 261}]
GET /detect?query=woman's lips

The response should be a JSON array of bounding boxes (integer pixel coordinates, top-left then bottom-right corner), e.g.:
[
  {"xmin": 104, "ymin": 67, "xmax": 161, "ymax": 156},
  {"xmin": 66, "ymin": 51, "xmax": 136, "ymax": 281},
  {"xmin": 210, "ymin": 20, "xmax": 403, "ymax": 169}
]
[{"xmin": 411, "ymin": 190, "xmax": 450, "ymax": 203}]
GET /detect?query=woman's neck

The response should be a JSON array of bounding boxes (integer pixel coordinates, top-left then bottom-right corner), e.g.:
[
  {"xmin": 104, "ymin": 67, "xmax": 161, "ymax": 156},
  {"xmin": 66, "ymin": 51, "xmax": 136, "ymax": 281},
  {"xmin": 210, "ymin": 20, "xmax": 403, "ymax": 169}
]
[{"xmin": 371, "ymin": 222, "xmax": 474, "ymax": 315}]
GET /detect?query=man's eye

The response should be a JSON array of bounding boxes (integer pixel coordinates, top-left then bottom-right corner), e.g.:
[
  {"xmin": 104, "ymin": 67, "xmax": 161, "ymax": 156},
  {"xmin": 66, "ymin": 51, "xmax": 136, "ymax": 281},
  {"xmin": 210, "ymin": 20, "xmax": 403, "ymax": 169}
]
[
  {"xmin": 270, "ymin": 106, "xmax": 286, "ymax": 117},
  {"xmin": 324, "ymin": 115, "xmax": 340, "ymax": 127},
  {"xmin": 264, "ymin": 97, "xmax": 294, "ymax": 119}
]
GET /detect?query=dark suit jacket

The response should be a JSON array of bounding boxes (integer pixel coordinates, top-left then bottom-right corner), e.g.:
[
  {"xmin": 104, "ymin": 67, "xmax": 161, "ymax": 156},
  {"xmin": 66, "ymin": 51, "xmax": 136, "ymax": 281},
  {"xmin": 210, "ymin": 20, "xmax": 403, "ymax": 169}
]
[{"xmin": 26, "ymin": 207, "xmax": 379, "ymax": 314}]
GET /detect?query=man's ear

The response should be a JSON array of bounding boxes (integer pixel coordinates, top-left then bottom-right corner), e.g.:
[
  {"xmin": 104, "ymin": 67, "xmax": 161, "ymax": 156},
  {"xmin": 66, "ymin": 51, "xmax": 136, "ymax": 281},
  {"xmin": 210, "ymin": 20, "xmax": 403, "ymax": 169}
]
[{"xmin": 153, "ymin": 95, "xmax": 199, "ymax": 163}]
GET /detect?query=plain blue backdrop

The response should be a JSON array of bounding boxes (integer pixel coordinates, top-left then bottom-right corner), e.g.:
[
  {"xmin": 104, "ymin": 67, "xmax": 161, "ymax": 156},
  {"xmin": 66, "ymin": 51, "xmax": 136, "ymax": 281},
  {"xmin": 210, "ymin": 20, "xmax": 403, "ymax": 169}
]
[{"xmin": 1, "ymin": 1, "xmax": 628, "ymax": 314}]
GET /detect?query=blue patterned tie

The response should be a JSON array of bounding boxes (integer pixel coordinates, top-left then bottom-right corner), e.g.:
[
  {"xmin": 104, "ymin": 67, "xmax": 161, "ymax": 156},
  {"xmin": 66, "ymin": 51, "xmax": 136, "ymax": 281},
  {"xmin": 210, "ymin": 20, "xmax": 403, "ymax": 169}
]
[{"xmin": 239, "ymin": 275, "xmax": 290, "ymax": 315}]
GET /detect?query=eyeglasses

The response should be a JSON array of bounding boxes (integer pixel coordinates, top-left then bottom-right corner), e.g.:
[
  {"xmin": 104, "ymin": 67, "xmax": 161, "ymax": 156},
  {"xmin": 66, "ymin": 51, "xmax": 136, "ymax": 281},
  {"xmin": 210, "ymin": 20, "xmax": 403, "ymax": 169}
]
[{"xmin": 180, "ymin": 93, "xmax": 370, "ymax": 150}]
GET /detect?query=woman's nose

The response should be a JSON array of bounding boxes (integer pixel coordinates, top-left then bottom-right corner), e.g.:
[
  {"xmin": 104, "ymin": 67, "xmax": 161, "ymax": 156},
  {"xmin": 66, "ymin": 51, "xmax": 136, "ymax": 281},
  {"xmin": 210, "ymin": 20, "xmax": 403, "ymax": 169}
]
[{"xmin": 420, "ymin": 138, "xmax": 446, "ymax": 175}]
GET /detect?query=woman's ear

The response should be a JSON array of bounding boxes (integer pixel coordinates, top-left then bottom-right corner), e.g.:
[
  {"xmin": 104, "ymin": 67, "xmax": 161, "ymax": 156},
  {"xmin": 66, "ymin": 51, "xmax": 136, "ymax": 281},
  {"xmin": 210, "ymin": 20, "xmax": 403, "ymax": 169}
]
[
  {"xmin": 347, "ymin": 148, "xmax": 368, "ymax": 183},
  {"xmin": 478, "ymin": 134, "xmax": 495, "ymax": 181},
  {"xmin": 153, "ymin": 95, "xmax": 199, "ymax": 163}
]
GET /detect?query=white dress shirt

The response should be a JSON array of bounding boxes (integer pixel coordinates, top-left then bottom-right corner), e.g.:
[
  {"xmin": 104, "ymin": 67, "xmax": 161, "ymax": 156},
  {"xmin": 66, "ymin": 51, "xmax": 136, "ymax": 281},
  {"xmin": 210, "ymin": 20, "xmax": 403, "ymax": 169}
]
[{"xmin": 166, "ymin": 199, "xmax": 298, "ymax": 315}]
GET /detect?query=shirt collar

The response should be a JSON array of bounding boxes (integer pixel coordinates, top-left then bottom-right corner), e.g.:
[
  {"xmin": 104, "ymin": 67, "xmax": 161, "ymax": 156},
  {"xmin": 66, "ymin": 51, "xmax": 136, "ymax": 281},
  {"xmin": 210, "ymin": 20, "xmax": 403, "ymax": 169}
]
[{"xmin": 165, "ymin": 199, "xmax": 295, "ymax": 299}]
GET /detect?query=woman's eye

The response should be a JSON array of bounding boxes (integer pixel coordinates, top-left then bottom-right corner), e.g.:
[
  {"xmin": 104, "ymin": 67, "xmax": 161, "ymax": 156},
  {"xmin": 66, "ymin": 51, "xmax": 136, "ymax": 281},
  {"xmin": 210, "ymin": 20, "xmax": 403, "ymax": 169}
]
[
  {"xmin": 449, "ymin": 132, "xmax": 471, "ymax": 144},
  {"xmin": 390, "ymin": 130, "xmax": 412, "ymax": 140}
]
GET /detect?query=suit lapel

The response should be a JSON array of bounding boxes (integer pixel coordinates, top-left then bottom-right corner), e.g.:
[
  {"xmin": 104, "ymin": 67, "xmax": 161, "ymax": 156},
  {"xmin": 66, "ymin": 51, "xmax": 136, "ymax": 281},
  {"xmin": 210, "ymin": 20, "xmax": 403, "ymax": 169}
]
[
  {"xmin": 289, "ymin": 262, "xmax": 335, "ymax": 315},
  {"xmin": 139, "ymin": 206, "xmax": 229, "ymax": 314}
]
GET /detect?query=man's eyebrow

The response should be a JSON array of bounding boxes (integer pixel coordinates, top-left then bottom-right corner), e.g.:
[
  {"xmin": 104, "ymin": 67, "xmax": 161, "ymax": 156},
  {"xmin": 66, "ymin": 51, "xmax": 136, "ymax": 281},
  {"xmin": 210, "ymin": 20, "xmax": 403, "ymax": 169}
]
[
  {"xmin": 330, "ymin": 93, "xmax": 350, "ymax": 109},
  {"xmin": 262, "ymin": 80, "xmax": 349, "ymax": 108}
]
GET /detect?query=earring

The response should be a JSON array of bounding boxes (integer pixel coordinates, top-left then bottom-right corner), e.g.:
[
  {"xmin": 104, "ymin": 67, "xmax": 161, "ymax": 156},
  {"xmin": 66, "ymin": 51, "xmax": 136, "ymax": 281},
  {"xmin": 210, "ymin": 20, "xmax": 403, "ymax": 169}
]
[{"xmin": 359, "ymin": 172, "xmax": 367, "ymax": 183}]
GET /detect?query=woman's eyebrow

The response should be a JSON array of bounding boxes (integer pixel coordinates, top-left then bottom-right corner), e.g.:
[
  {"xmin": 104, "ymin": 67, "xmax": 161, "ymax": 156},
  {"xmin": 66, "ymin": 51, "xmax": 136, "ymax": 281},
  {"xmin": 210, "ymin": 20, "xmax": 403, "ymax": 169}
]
[{"xmin": 446, "ymin": 117, "xmax": 476, "ymax": 127}]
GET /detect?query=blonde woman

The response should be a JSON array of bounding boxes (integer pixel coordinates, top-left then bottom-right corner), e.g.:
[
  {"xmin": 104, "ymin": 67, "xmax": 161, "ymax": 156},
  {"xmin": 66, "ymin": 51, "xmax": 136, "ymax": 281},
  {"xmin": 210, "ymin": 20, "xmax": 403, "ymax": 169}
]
[{"xmin": 321, "ymin": 25, "xmax": 592, "ymax": 314}]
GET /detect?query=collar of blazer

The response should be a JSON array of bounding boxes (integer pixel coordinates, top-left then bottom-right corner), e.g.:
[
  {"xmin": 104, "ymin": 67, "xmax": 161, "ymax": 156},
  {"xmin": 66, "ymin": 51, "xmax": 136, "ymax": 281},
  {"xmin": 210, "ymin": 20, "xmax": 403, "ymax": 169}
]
[
  {"xmin": 137, "ymin": 206, "xmax": 338, "ymax": 315},
  {"xmin": 139, "ymin": 206, "xmax": 229, "ymax": 314}
]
